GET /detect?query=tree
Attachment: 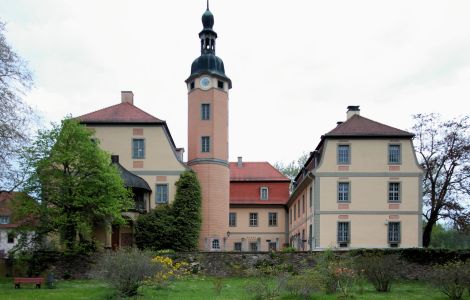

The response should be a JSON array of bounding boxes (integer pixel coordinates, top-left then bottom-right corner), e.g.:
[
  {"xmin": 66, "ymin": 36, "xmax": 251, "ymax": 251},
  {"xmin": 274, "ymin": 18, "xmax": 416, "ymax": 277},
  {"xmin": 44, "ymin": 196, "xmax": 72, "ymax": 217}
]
[
  {"xmin": 412, "ymin": 113, "xmax": 470, "ymax": 247},
  {"xmin": 16, "ymin": 118, "xmax": 133, "ymax": 252},
  {"xmin": 135, "ymin": 170, "xmax": 201, "ymax": 251},
  {"xmin": 171, "ymin": 170, "xmax": 202, "ymax": 251},
  {"xmin": 274, "ymin": 152, "xmax": 309, "ymax": 182},
  {"xmin": 0, "ymin": 21, "xmax": 35, "ymax": 191}
]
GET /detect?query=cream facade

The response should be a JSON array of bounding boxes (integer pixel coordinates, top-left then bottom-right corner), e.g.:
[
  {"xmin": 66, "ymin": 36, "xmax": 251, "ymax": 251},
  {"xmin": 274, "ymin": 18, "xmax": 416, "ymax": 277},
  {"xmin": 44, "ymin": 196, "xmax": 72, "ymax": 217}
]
[
  {"xmin": 288, "ymin": 106, "xmax": 423, "ymax": 250},
  {"xmin": 227, "ymin": 207, "xmax": 287, "ymax": 251}
]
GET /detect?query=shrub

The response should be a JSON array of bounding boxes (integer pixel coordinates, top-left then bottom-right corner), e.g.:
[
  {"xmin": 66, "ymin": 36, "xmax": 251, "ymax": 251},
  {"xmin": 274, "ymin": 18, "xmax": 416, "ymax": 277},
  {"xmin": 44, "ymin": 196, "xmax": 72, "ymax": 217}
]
[
  {"xmin": 354, "ymin": 253, "xmax": 402, "ymax": 292},
  {"xmin": 213, "ymin": 276, "xmax": 224, "ymax": 295},
  {"xmin": 281, "ymin": 246, "xmax": 297, "ymax": 253},
  {"xmin": 285, "ymin": 270, "xmax": 321, "ymax": 300},
  {"xmin": 150, "ymin": 255, "xmax": 190, "ymax": 289},
  {"xmin": 427, "ymin": 261, "xmax": 470, "ymax": 300},
  {"xmin": 135, "ymin": 205, "xmax": 175, "ymax": 251},
  {"xmin": 92, "ymin": 248, "xmax": 163, "ymax": 297},
  {"xmin": 245, "ymin": 264, "xmax": 289, "ymax": 300}
]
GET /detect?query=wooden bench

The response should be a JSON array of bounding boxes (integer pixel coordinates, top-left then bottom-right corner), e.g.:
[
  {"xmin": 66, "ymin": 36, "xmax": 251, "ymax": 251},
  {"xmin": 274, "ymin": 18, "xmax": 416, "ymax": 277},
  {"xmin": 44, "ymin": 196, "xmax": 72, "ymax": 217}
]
[{"xmin": 14, "ymin": 277, "xmax": 44, "ymax": 289}]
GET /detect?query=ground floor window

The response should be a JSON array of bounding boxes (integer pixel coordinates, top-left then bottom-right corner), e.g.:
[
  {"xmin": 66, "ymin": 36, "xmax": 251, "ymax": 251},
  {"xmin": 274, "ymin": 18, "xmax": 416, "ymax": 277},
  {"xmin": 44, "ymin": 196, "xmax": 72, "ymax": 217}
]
[
  {"xmin": 212, "ymin": 239, "xmax": 220, "ymax": 250},
  {"xmin": 388, "ymin": 222, "xmax": 400, "ymax": 246},
  {"xmin": 234, "ymin": 242, "xmax": 242, "ymax": 251},
  {"xmin": 7, "ymin": 232, "xmax": 15, "ymax": 244},
  {"xmin": 249, "ymin": 242, "xmax": 258, "ymax": 252},
  {"xmin": 268, "ymin": 242, "xmax": 277, "ymax": 251},
  {"xmin": 337, "ymin": 222, "xmax": 350, "ymax": 247}
]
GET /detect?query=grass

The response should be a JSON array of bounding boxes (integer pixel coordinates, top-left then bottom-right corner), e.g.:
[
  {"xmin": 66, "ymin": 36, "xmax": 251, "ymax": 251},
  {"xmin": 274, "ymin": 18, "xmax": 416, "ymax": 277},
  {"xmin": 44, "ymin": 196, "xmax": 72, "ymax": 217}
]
[{"xmin": 0, "ymin": 276, "xmax": 469, "ymax": 299}]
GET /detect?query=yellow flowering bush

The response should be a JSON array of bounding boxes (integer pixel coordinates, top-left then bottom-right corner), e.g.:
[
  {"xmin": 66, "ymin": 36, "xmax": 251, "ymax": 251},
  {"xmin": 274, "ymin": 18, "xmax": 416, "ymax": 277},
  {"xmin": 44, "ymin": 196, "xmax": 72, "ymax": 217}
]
[{"xmin": 148, "ymin": 256, "xmax": 190, "ymax": 289}]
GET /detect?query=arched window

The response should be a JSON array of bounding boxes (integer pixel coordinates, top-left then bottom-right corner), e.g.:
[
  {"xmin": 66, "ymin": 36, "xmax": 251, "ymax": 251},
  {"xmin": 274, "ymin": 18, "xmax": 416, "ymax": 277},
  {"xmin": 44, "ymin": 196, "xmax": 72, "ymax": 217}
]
[{"xmin": 212, "ymin": 239, "xmax": 220, "ymax": 250}]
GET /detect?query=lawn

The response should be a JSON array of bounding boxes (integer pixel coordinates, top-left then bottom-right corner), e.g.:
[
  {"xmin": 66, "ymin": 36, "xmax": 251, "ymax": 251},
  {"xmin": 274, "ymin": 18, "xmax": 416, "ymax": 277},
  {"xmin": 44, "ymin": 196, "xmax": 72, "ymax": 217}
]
[{"xmin": 0, "ymin": 277, "xmax": 469, "ymax": 300}]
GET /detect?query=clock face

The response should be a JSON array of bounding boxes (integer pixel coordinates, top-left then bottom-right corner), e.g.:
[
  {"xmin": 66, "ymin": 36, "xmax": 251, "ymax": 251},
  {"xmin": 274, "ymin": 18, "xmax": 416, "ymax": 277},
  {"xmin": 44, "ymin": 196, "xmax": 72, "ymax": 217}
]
[{"xmin": 200, "ymin": 77, "xmax": 211, "ymax": 90}]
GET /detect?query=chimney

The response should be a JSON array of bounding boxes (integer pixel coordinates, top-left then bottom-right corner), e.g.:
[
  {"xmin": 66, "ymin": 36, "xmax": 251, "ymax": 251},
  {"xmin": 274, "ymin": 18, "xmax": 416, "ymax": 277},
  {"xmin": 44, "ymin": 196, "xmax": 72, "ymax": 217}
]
[
  {"xmin": 121, "ymin": 91, "xmax": 134, "ymax": 105},
  {"xmin": 347, "ymin": 105, "xmax": 360, "ymax": 119},
  {"xmin": 176, "ymin": 148, "xmax": 185, "ymax": 162},
  {"xmin": 237, "ymin": 156, "xmax": 243, "ymax": 167},
  {"xmin": 336, "ymin": 121, "xmax": 344, "ymax": 126},
  {"xmin": 111, "ymin": 155, "xmax": 119, "ymax": 163}
]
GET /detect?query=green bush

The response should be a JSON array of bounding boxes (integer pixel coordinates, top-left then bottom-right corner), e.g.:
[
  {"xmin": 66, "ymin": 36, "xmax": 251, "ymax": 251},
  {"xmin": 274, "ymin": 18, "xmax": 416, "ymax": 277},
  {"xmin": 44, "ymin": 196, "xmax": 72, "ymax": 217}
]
[
  {"xmin": 354, "ymin": 253, "xmax": 402, "ymax": 292},
  {"xmin": 285, "ymin": 270, "xmax": 321, "ymax": 299},
  {"xmin": 135, "ymin": 205, "xmax": 175, "ymax": 250},
  {"xmin": 92, "ymin": 248, "xmax": 163, "ymax": 297},
  {"xmin": 245, "ymin": 264, "xmax": 289, "ymax": 300},
  {"xmin": 427, "ymin": 261, "xmax": 470, "ymax": 300},
  {"xmin": 281, "ymin": 246, "xmax": 296, "ymax": 253}
]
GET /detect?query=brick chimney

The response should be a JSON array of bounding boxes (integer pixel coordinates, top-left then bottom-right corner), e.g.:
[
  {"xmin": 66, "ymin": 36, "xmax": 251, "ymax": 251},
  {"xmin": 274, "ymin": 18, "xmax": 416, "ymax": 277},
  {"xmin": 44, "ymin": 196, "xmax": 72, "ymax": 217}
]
[
  {"xmin": 347, "ymin": 105, "xmax": 360, "ymax": 119},
  {"xmin": 237, "ymin": 156, "xmax": 243, "ymax": 167},
  {"xmin": 121, "ymin": 91, "xmax": 134, "ymax": 105}
]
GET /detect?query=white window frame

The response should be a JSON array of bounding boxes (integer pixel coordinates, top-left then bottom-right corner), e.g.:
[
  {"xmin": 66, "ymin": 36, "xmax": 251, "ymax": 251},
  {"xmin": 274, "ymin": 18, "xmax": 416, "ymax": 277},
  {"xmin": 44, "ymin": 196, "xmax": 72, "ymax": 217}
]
[
  {"xmin": 338, "ymin": 182, "xmax": 350, "ymax": 203},
  {"xmin": 211, "ymin": 239, "xmax": 220, "ymax": 250},
  {"xmin": 337, "ymin": 144, "xmax": 351, "ymax": 165},
  {"xmin": 249, "ymin": 212, "xmax": 258, "ymax": 227},
  {"xmin": 268, "ymin": 212, "xmax": 278, "ymax": 226},
  {"xmin": 337, "ymin": 221, "xmax": 350, "ymax": 244},
  {"xmin": 388, "ymin": 222, "xmax": 401, "ymax": 244},
  {"xmin": 260, "ymin": 187, "xmax": 269, "ymax": 200},
  {"xmin": 155, "ymin": 184, "xmax": 169, "ymax": 204},
  {"xmin": 229, "ymin": 212, "xmax": 237, "ymax": 227},
  {"xmin": 388, "ymin": 182, "xmax": 401, "ymax": 203}
]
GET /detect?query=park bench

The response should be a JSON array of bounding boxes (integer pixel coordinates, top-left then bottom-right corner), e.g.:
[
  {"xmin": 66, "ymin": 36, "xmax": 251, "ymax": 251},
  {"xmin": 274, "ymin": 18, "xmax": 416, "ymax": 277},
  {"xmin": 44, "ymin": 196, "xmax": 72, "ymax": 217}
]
[{"xmin": 14, "ymin": 277, "xmax": 44, "ymax": 289}]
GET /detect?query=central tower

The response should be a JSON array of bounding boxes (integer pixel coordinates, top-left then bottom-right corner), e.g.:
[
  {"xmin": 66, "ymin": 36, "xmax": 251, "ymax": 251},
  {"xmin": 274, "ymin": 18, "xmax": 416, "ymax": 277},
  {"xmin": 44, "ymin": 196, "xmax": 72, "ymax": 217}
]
[{"xmin": 186, "ymin": 3, "xmax": 232, "ymax": 251}]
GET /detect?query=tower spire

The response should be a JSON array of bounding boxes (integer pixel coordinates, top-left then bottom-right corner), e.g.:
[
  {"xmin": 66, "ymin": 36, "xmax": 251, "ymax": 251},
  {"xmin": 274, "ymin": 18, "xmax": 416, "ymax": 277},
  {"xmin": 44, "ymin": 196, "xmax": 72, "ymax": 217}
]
[{"xmin": 207, "ymin": 0, "xmax": 209, "ymax": 10}]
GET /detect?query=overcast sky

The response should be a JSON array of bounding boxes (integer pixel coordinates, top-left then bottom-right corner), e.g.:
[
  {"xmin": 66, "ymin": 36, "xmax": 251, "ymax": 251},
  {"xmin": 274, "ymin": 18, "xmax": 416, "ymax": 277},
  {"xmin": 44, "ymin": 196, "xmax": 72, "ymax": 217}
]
[{"xmin": 1, "ymin": 0, "xmax": 470, "ymax": 164}]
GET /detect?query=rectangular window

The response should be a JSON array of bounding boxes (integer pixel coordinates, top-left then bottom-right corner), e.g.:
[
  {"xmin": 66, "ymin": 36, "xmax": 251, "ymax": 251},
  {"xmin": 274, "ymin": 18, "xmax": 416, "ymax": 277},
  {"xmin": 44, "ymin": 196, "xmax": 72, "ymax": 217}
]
[
  {"xmin": 294, "ymin": 204, "xmax": 297, "ymax": 220},
  {"xmin": 190, "ymin": 81, "xmax": 195, "ymax": 90},
  {"xmin": 201, "ymin": 136, "xmax": 210, "ymax": 152},
  {"xmin": 249, "ymin": 242, "xmax": 258, "ymax": 252},
  {"xmin": 388, "ymin": 222, "xmax": 400, "ymax": 243},
  {"xmin": 388, "ymin": 182, "xmax": 400, "ymax": 202},
  {"xmin": 249, "ymin": 213, "xmax": 258, "ymax": 227},
  {"xmin": 0, "ymin": 216, "xmax": 9, "ymax": 224},
  {"xmin": 268, "ymin": 212, "xmax": 278, "ymax": 226},
  {"xmin": 155, "ymin": 184, "xmax": 169, "ymax": 204},
  {"xmin": 338, "ymin": 182, "xmax": 350, "ymax": 202},
  {"xmin": 337, "ymin": 222, "xmax": 350, "ymax": 244},
  {"xmin": 388, "ymin": 144, "xmax": 401, "ymax": 164},
  {"xmin": 289, "ymin": 208, "xmax": 292, "ymax": 224},
  {"xmin": 201, "ymin": 103, "xmax": 210, "ymax": 120},
  {"xmin": 337, "ymin": 144, "xmax": 350, "ymax": 164},
  {"xmin": 297, "ymin": 200, "xmax": 300, "ymax": 216},
  {"xmin": 309, "ymin": 186, "xmax": 313, "ymax": 208},
  {"xmin": 7, "ymin": 232, "xmax": 14, "ymax": 244},
  {"xmin": 309, "ymin": 224, "xmax": 313, "ymax": 249},
  {"xmin": 229, "ymin": 212, "xmax": 237, "ymax": 227},
  {"xmin": 217, "ymin": 80, "xmax": 224, "ymax": 89},
  {"xmin": 302, "ymin": 196, "xmax": 305, "ymax": 214},
  {"xmin": 260, "ymin": 187, "xmax": 269, "ymax": 200},
  {"xmin": 132, "ymin": 139, "xmax": 145, "ymax": 159},
  {"xmin": 234, "ymin": 242, "xmax": 242, "ymax": 251},
  {"xmin": 268, "ymin": 242, "xmax": 277, "ymax": 251}
]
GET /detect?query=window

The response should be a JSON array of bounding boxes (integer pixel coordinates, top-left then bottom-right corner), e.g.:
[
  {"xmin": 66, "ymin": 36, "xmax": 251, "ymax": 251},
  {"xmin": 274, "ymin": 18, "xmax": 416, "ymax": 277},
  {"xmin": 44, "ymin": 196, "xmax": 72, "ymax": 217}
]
[
  {"xmin": 388, "ymin": 144, "xmax": 401, "ymax": 164},
  {"xmin": 260, "ymin": 187, "xmax": 269, "ymax": 200},
  {"xmin": 268, "ymin": 212, "xmax": 277, "ymax": 226},
  {"xmin": 249, "ymin": 213, "xmax": 258, "ymax": 227},
  {"xmin": 337, "ymin": 144, "xmax": 350, "ymax": 164},
  {"xmin": 297, "ymin": 200, "xmax": 300, "ymax": 216},
  {"xmin": 190, "ymin": 81, "xmax": 195, "ymax": 90},
  {"xmin": 249, "ymin": 242, "xmax": 258, "ymax": 252},
  {"xmin": 309, "ymin": 224, "xmax": 313, "ymax": 249},
  {"xmin": 302, "ymin": 196, "xmax": 305, "ymax": 214},
  {"xmin": 7, "ymin": 232, "xmax": 14, "ymax": 244},
  {"xmin": 217, "ymin": 80, "xmax": 224, "ymax": 89},
  {"xmin": 201, "ymin": 103, "xmax": 210, "ymax": 120},
  {"xmin": 156, "ymin": 184, "xmax": 168, "ymax": 204},
  {"xmin": 268, "ymin": 242, "xmax": 277, "ymax": 251},
  {"xmin": 229, "ymin": 212, "xmax": 237, "ymax": 227},
  {"xmin": 388, "ymin": 222, "xmax": 400, "ymax": 244},
  {"xmin": 294, "ymin": 204, "xmax": 296, "ymax": 220},
  {"xmin": 388, "ymin": 182, "xmax": 400, "ymax": 202},
  {"xmin": 234, "ymin": 242, "xmax": 242, "ymax": 251},
  {"xmin": 338, "ymin": 182, "xmax": 350, "ymax": 202},
  {"xmin": 309, "ymin": 186, "xmax": 313, "ymax": 208},
  {"xmin": 289, "ymin": 208, "xmax": 292, "ymax": 224},
  {"xmin": 0, "ymin": 216, "xmax": 9, "ymax": 224},
  {"xmin": 337, "ymin": 222, "xmax": 350, "ymax": 245},
  {"xmin": 132, "ymin": 139, "xmax": 145, "ymax": 159},
  {"xmin": 201, "ymin": 136, "xmax": 210, "ymax": 152},
  {"xmin": 212, "ymin": 239, "xmax": 220, "ymax": 250}
]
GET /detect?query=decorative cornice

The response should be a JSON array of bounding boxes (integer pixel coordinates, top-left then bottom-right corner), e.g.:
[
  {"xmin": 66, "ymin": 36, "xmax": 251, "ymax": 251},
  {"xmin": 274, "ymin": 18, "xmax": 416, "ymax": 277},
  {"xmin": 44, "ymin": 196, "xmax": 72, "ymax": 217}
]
[{"xmin": 187, "ymin": 158, "xmax": 229, "ymax": 167}]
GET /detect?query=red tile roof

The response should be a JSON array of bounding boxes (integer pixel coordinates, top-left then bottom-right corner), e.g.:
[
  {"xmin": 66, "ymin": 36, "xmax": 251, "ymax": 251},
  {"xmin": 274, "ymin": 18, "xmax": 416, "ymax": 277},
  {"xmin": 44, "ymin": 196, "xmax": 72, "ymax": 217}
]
[
  {"xmin": 77, "ymin": 102, "xmax": 163, "ymax": 124},
  {"xmin": 0, "ymin": 192, "xmax": 18, "ymax": 228},
  {"xmin": 229, "ymin": 162, "xmax": 290, "ymax": 182},
  {"xmin": 325, "ymin": 115, "xmax": 413, "ymax": 138}
]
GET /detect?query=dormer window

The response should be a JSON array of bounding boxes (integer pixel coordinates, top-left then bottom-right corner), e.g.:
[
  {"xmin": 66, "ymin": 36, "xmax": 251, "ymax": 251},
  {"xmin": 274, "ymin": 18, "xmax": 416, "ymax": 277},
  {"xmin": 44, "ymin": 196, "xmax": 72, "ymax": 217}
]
[{"xmin": 260, "ymin": 187, "xmax": 269, "ymax": 200}]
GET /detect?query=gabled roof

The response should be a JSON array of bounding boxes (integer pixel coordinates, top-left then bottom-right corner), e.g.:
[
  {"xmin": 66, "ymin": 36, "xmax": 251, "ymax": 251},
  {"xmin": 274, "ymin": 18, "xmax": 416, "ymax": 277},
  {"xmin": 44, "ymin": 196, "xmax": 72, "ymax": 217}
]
[
  {"xmin": 0, "ymin": 191, "xmax": 19, "ymax": 228},
  {"xmin": 229, "ymin": 162, "xmax": 290, "ymax": 182},
  {"xmin": 78, "ymin": 102, "xmax": 163, "ymax": 124},
  {"xmin": 325, "ymin": 115, "xmax": 414, "ymax": 138}
]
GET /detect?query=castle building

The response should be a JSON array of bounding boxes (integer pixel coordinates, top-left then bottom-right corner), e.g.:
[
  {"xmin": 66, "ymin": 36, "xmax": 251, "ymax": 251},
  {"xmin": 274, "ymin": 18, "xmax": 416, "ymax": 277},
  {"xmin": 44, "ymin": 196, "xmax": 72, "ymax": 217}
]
[
  {"xmin": 78, "ymin": 92, "xmax": 187, "ymax": 249},
  {"xmin": 185, "ymin": 5, "xmax": 232, "ymax": 251},
  {"xmin": 227, "ymin": 158, "xmax": 290, "ymax": 251},
  {"xmin": 288, "ymin": 106, "xmax": 423, "ymax": 249}
]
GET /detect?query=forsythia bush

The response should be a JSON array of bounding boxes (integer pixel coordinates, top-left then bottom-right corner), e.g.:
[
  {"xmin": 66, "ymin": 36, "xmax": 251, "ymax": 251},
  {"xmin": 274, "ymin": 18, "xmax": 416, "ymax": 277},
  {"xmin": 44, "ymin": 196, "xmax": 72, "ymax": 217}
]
[{"xmin": 150, "ymin": 255, "xmax": 190, "ymax": 289}]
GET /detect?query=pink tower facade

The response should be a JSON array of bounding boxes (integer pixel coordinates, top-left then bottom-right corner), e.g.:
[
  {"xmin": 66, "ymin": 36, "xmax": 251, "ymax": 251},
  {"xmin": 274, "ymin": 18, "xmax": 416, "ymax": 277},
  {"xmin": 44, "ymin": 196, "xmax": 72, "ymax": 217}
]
[{"xmin": 186, "ymin": 5, "xmax": 232, "ymax": 251}]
